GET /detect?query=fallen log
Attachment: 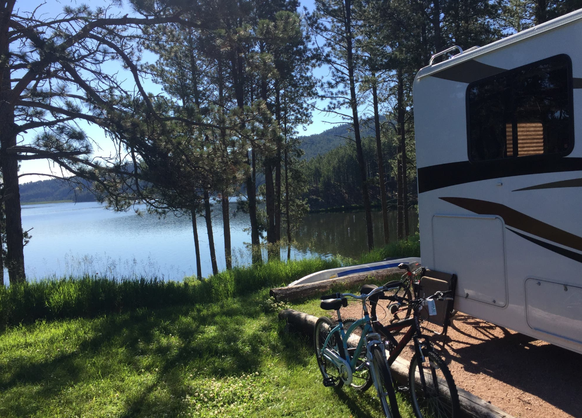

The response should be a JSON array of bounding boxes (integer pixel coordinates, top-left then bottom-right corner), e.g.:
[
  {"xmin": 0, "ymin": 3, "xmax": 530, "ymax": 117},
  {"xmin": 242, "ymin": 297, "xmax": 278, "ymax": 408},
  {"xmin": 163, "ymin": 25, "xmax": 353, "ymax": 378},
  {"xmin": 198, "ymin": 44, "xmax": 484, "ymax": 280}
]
[
  {"xmin": 271, "ymin": 268, "xmax": 401, "ymax": 302},
  {"xmin": 279, "ymin": 308, "xmax": 515, "ymax": 418}
]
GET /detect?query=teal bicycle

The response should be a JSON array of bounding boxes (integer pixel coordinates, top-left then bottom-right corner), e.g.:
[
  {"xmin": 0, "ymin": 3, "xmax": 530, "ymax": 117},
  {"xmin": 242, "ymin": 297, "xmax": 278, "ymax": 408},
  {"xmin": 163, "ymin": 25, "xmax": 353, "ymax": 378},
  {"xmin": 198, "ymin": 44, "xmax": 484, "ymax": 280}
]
[{"xmin": 314, "ymin": 283, "xmax": 402, "ymax": 418}]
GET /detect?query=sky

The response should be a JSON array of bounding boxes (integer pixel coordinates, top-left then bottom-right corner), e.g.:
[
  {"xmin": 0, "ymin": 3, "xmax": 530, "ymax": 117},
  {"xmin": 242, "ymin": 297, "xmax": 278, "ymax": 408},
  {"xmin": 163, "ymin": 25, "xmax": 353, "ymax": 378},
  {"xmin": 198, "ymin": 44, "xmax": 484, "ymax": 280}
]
[{"xmin": 15, "ymin": 0, "xmax": 344, "ymax": 184}]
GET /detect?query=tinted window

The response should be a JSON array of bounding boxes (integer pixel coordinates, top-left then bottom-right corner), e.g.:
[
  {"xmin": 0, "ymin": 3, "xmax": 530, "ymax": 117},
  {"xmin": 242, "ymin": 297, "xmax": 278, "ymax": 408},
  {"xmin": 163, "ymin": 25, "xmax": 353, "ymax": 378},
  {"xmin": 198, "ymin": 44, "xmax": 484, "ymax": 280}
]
[{"xmin": 467, "ymin": 55, "xmax": 573, "ymax": 162}]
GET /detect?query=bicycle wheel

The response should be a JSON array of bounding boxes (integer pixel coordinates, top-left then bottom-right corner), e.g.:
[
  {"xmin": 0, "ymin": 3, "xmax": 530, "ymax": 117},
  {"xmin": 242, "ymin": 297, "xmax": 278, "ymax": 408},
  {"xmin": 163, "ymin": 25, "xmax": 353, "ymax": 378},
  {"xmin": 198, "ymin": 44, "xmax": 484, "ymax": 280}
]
[
  {"xmin": 370, "ymin": 345, "xmax": 401, "ymax": 418},
  {"xmin": 341, "ymin": 319, "xmax": 372, "ymax": 391},
  {"xmin": 314, "ymin": 317, "xmax": 344, "ymax": 388},
  {"xmin": 408, "ymin": 349, "xmax": 460, "ymax": 418},
  {"xmin": 385, "ymin": 285, "xmax": 413, "ymax": 323}
]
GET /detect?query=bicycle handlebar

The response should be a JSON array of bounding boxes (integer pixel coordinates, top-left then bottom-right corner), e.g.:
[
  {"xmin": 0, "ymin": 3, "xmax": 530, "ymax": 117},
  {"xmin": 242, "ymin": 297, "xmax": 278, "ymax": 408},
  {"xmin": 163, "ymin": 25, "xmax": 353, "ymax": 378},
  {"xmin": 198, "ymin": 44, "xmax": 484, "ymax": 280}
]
[
  {"xmin": 382, "ymin": 288, "xmax": 453, "ymax": 305},
  {"xmin": 320, "ymin": 280, "xmax": 452, "ymax": 308},
  {"xmin": 321, "ymin": 284, "xmax": 392, "ymax": 303}
]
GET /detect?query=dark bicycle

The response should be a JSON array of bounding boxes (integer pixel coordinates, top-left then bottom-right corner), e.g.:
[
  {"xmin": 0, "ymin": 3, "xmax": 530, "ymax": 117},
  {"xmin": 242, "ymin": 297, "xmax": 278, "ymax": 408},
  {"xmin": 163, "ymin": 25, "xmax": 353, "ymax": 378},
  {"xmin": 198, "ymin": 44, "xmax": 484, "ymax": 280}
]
[{"xmin": 346, "ymin": 281, "xmax": 461, "ymax": 418}]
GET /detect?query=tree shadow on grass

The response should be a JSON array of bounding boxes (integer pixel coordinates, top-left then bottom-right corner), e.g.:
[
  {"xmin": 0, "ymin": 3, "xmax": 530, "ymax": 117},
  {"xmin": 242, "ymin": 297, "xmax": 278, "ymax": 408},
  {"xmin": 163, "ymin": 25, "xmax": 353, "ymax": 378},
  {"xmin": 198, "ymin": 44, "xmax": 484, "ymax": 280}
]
[
  {"xmin": 0, "ymin": 306, "xmax": 200, "ymax": 417},
  {"xmin": 333, "ymin": 388, "xmax": 379, "ymax": 418},
  {"xmin": 1, "ymin": 296, "xmax": 306, "ymax": 418},
  {"xmin": 117, "ymin": 300, "xmax": 282, "ymax": 417}
]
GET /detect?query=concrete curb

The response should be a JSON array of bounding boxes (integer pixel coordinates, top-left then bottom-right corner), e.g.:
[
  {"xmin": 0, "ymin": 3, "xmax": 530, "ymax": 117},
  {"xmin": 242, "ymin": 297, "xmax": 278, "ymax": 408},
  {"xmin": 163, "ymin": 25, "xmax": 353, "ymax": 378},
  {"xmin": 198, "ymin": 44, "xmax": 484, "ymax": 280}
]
[{"xmin": 279, "ymin": 309, "xmax": 516, "ymax": 418}]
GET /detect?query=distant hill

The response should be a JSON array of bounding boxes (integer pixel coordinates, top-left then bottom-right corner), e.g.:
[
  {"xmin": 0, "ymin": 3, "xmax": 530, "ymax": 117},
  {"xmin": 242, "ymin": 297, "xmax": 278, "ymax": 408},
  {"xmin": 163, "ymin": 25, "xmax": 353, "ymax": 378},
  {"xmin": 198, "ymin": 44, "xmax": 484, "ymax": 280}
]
[
  {"xmin": 19, "ymin": 120, "xmax": 381, "ymax": 202},
  {"xmin": 298, "ymin": 118, "xmax": 383, "ymax": 160},
  {"xmin": 299, "ymin": 123, "xmax": 353, "ymax": 160},
  {"xmin": 20, "ymin": 178, "xmax": 96, "ymax": 204}
]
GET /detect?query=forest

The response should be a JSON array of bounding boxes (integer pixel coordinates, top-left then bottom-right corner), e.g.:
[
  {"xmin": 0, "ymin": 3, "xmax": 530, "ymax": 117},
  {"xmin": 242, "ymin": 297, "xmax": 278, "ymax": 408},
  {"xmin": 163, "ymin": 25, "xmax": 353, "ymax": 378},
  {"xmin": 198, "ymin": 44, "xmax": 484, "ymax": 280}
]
[{"xmin": 1, "ymin": 0, "xmax": 579, "ymax": 286}]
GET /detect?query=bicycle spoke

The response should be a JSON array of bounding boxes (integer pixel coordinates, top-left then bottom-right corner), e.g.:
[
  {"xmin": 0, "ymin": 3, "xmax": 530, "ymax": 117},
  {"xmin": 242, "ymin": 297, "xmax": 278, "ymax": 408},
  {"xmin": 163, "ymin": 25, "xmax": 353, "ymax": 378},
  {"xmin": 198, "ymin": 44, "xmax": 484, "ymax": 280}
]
[{"xmin": 409, "ymin": 350, "xmax": 460, "ymax": 418}]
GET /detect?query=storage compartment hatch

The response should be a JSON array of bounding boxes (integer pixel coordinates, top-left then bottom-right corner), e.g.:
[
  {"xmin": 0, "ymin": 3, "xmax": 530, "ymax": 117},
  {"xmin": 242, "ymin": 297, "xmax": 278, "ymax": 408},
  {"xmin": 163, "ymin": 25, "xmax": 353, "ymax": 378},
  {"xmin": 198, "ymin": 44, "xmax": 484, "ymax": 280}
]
[
  {"xmin": 526, "ymin": 279, "xmax": 582, "ymax": 344},
  {"xmin": 432, "ymin": 215, "xmax": 507, "ymax": 306}
]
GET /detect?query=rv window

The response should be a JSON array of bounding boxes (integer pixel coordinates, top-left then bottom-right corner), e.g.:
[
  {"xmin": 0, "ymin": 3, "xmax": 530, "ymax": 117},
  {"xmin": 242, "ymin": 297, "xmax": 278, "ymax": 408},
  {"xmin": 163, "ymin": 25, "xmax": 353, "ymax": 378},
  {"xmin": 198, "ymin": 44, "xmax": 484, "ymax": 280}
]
[{"xmin": 467, "ymin": 55, "xmax": 573, "ymax": 162}]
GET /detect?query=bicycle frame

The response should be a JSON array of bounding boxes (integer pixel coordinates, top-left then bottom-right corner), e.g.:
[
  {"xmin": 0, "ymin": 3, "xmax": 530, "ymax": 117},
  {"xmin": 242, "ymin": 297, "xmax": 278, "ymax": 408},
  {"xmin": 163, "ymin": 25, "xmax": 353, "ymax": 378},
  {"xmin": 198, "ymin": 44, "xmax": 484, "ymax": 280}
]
[
  {"xmin": 319, "ymin": 288, "xmax": 391, "ymax": 387},
  {"xmin": 320, "ymin": 315, "xmax": 373, "ymax": 386},
  {"xmin": 376, "ymin": 317, "xmax": 426, "ymax": 366},
  {"xmin": 399, "ymin": 262, "xmax": 425, "ymax": 299},
  {"xmin": 365, "ymin": 281, "xmax": 433, "ymax": 365},
  {"xmin": 316, "ymin": 288, "xmax": 404, "ymax": 418}
]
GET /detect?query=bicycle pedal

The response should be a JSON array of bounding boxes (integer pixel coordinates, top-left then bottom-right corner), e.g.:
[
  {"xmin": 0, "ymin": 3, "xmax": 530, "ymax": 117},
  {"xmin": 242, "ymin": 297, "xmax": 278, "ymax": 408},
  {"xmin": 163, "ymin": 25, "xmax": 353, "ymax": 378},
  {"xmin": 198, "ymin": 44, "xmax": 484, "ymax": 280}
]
[
  {"xmin": 397, "ymin": 386, "xmax": 410, "ymax": 393},
  {"xmin": 323, "ymin": 377, "xmax": 336, "ymax": 387}
]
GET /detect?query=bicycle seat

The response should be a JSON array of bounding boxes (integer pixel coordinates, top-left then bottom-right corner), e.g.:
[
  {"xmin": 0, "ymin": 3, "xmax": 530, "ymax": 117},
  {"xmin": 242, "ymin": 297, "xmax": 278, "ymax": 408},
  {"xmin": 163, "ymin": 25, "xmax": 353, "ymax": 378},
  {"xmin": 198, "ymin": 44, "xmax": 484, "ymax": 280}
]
[
  {"xmin": 320, "ymin": 298, "xmax": 347, "ymax": 311},
  {"xmin": 360, "ymin": 284, "xmax": 378, "ymax": 295},
  {"xmin": 360, "ymin": 284, "xmax": 382, "ymax": 303}
]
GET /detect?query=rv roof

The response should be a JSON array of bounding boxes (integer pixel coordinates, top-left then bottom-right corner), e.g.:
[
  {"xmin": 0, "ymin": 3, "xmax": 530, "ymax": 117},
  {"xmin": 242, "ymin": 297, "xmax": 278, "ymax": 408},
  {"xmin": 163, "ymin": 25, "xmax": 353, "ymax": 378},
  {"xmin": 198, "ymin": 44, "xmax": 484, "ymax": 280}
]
[{"xmin": 416, "ymin": 8, "xmax": 582, "ymax": 80}]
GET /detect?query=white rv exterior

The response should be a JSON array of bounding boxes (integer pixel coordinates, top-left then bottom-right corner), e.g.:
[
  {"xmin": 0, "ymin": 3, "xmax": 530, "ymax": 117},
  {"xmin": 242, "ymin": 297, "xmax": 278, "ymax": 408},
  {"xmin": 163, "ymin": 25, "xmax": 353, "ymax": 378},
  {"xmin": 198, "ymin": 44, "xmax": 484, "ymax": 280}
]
[{"xmin": 414, "ymin": 10, "xmax": 582, "ymax": 354}]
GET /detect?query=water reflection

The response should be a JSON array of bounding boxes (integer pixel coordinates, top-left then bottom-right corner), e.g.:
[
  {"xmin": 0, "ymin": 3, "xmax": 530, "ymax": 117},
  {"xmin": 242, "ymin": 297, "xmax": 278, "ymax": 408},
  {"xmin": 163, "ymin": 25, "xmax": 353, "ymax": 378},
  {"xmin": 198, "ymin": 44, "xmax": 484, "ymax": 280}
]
[
  {"xmin": 294, "ymin": 210, "xmax": 418, "ymax": 259},
  {"xmin": 20, "ymin": 202, "xmax": 418, "ymax": 281}
]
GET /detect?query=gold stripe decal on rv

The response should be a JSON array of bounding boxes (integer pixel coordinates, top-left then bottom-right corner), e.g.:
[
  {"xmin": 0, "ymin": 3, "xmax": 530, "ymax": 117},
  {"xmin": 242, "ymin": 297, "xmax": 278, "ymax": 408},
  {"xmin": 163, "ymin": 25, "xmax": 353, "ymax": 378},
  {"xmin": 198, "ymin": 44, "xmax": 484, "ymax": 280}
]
[{"xmin": 440, "ymin": 197, "xmax": 582, "ymax": 253}]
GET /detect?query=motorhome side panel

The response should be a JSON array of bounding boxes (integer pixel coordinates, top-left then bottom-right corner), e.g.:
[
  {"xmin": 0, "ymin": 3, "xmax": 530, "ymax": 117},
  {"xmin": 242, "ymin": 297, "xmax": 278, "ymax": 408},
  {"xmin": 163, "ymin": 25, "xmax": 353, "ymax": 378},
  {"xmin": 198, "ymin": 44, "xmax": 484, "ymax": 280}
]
[{"xmin": 413, "ymin": 12, "xmax": 582, "ymax": 354}]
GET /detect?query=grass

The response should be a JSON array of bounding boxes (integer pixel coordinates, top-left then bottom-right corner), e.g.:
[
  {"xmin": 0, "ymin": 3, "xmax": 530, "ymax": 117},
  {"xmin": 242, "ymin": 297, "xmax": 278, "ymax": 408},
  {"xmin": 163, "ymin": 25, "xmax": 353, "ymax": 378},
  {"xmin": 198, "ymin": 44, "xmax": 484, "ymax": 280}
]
[
  {"xmin": 0, "ymin": 241, "xmax": 421, "ymax": 417},
  {"xmin": 0, "ymin": 288, "xmax": 415, "ymax": 417}
]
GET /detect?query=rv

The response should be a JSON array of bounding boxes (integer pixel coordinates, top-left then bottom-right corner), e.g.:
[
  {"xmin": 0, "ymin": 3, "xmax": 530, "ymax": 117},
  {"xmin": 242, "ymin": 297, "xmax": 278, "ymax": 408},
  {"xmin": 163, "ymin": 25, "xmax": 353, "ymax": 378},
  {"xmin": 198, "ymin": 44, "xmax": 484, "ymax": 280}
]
[{"xmin": 414, "ymin": 10, "xmax": 582, "ymax": 354}]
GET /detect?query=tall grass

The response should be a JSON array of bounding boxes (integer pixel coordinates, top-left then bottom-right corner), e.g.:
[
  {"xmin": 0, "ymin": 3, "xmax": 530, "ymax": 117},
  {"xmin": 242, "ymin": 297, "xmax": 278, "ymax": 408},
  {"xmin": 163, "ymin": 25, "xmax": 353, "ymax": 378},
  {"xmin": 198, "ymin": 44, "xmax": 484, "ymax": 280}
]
[
  {"xmin": 355, "ymin": 233, "xmax": 420, "ymax": 264},
  {"xmin": 0, "ymin": 257, "xmax": 342, "ymax": 328}
]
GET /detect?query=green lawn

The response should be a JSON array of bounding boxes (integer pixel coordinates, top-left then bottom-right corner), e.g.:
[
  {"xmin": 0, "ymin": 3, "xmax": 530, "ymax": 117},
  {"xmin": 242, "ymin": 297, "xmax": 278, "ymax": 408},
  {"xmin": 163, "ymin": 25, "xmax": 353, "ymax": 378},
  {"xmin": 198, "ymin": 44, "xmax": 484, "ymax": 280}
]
[{"xmin": 0, "ymin": 288, "xmax": 415, "ymax": 418}]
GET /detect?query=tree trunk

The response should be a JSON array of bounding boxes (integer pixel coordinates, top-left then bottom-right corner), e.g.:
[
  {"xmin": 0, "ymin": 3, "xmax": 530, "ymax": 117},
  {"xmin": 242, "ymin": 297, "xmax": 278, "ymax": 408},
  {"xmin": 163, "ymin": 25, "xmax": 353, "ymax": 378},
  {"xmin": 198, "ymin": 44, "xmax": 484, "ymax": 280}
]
[
  {"xmin": 265, "ymin": 160, "xmax": 279, "ymax": 261},
  {"xmin": 372, "ymin": 75, "xmax": 390, "ymax": 245},
  {"xmin": 534, "ymin": 0, "xmax": 548, "ymax": 24},
  {"xmin": 396, "ymin": 69, "xmax": 409, "ymax": 239},
  {"xmin": 203, "ymin": 190, "xmax": 218, "ymax": 275},
  {"xmin": 0, "ymin": 46, "xmax": 25, "ymax": 284},
  {"xmin": 265, "ymin": 161, "xmax": 275, "ymax": 243},
  {"xmin": 275, "ymin": 87, "xmax": 282, "ymax": 244},
  {"xmin": 433, "ymin": 0, "xmax": 442, "ymax": 52},
  {"xmin": 285, "ymin": 147, "xmax": 292, "ymax": 261},
  {"xmin": 247, "ymin": 150, "xmax": 261, "ymax": 265},
  {"xmin": 222, "ymin": 191, "xmax": 232, "ymax": 270},
  {"xmin": 216, "ymin": 55, "xmax": 233, "ymax": 271},
  {"xmin": 0, "ymin": 200, "xmax": 5, "ymax": 286},
  {"xmin": 190, "ymin": 206, "xmax": 202, "ymax": 279},
  {"xmin": 397, "ymin": 70, "xmax": 409, "ymax": 238},
  {"xmin": 345, "ymin": 0, "xmax": 374, "ymax": 251},
  {"xmin": 396, "ymin": 148, "xmax": 404, "ymax": 240}
]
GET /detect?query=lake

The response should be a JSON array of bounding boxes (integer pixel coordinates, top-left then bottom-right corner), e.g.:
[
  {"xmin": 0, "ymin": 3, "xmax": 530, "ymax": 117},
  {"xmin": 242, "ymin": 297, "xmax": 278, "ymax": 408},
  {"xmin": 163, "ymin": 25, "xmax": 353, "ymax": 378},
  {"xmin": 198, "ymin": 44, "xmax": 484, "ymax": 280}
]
[{"xmin": 20, "ymin": 202, "xmax": 418, "ymax": 281}]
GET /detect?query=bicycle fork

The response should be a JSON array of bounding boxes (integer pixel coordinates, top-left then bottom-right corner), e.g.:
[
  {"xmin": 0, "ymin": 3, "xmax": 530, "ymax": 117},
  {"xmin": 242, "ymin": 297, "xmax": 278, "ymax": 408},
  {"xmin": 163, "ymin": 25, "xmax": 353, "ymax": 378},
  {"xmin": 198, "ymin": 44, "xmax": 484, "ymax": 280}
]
[
  {"xmin": 367, "ymin": 333, "xmax": 401, "ymax": 418},
  {"xmin": 367, "ymin": 336, "xmax": 384, "ymax": 392}
]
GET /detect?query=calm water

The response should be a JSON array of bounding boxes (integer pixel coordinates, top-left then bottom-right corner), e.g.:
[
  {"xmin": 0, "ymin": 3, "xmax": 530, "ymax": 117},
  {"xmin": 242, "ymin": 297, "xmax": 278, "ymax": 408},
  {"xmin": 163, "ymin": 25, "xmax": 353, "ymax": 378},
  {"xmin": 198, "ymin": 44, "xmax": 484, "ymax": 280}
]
[{"xmin": 20, "ymin": 202, "xmax": 417, "ymax": 281}]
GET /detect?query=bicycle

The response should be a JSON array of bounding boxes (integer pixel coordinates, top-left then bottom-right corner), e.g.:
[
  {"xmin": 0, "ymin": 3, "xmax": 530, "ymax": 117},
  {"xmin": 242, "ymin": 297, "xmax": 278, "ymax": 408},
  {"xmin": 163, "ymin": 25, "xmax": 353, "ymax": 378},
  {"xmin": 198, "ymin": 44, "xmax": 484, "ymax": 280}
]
[
  {"xmin": 314, "ymin": 284, "xmax": 403, "ymax": 418},
  {"xmin": 390, "ymin": 262, "xmax": 426, "ymax": 321},
  {"xmin": 363, "ymin": 284, "xmax": 461, "ymax": 418}
]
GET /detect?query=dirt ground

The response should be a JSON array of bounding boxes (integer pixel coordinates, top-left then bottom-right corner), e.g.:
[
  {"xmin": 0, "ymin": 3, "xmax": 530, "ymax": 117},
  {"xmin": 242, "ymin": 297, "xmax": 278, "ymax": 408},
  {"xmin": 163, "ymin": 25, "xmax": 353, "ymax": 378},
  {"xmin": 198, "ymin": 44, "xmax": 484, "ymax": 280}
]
[{"xmin": 335, "ymin": 302, "xmax": 582, "ymax": 418}]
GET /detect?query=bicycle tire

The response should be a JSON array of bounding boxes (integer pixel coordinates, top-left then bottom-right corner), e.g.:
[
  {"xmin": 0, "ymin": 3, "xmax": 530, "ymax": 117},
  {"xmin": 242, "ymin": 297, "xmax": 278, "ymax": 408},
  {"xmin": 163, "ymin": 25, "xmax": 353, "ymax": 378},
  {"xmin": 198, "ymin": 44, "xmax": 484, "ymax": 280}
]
[
  {"xmin": 370, "ymin": 285, "xmax": 413, "ymax": 324},
  {"xmin": 408, "ymin": 349, "xmax": 460, "ymax": 418},
  {"xmin": 388, "ymin": 285, "xmax": 413, "ymax": 322},
  {"xmin": 371, "ymin": 345, "xmax": 401, "ymax": 418},
  {"xmin": 340, "ymin": 319, "xmax": 372, "ymax": 392},
  {"xmin": 314, "ymin": 317, "xmax": 344, "ymax": 388}
]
